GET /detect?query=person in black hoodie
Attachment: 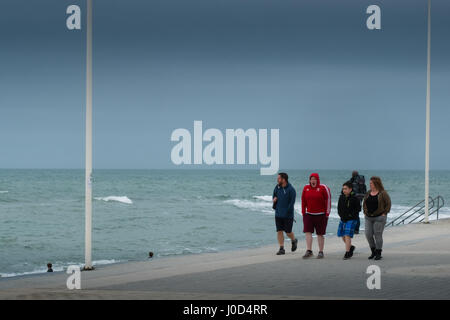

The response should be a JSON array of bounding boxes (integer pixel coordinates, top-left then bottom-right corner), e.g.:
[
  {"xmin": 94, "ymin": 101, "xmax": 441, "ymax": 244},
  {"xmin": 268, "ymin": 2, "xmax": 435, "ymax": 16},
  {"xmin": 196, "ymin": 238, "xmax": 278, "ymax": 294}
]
[{"xmin": 337, "ymin": 181, "xmax": 361, "ymax": 260}]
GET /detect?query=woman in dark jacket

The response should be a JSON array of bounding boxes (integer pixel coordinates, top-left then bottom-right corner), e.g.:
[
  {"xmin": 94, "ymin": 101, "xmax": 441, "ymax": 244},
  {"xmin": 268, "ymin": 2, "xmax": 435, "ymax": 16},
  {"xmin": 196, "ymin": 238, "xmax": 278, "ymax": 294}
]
[
  {"xmin": 363, "ymin": 176, "xmax": 391, "ymax": 260},
  {"xmin": 337, "ymin": 181, "xmax": 361, "ymax": 260}
]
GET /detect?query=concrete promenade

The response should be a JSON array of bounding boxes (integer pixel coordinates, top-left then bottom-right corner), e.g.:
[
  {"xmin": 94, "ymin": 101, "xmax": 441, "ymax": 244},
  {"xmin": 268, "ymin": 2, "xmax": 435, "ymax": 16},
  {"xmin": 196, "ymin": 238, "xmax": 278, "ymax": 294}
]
[{"xmin": 1, "ymin": 219, "xmax": 450, "ymax": 300}]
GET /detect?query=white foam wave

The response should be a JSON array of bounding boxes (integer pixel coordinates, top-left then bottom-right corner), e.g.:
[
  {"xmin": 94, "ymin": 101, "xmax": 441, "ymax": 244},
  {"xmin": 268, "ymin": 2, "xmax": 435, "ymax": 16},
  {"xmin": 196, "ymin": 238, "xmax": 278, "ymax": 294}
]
[
  {"xmin": 387, "ymin": 204, "xmax": 450, "ymax": 221},
  {"xmin": 253, "ymin": 195, "xmax": 272, "ymax": 202},
  {"xmin": 95, "ymin": 196, "xmax": 133, "ymax": 204},
  {"xmin": 227, "ymin": 195, "xmax": 450, "ymax": 222},
  {"xmin": 90, "ymin": 259, "xmax": 119, "ymax": 266},
  {"xmin": 0, "ymin": 259, "xmax": 119, "ymax": 278},
  {"xmin": 0, "ymin": 191, "xmax": 8, "ymax": 194},
  {"xmin": 0, "ymin": 267, "xmax": 64, "ymax": 278},
  {"xmin": 224, "ymin": 199, "xmax": 273, "ymax": 214}
]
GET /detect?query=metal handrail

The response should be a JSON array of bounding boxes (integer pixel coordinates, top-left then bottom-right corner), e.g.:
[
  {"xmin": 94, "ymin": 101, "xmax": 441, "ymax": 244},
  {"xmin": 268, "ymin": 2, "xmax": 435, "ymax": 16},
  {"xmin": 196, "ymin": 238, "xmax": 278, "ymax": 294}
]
[
  {"xmin": 406, "ymin": 196, "xmax": 437, "ymax": 224},
  {"xmin": 387, "ymin": 197, "xmax": 434, "ymax": 227},
  {"xmin": 419, "ymin": 195, "xmax": 445, "ymax": 223}
]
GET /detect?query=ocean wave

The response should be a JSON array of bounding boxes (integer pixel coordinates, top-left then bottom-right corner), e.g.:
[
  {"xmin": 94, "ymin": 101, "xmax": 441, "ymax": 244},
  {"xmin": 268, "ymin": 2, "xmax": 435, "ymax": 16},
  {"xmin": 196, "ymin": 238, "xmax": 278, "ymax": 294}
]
[
  {"xmin": 225, "ymin": 195, "xmax": 303, "ymax": 215},
  {"xmin": 253, "ymin": 195, "xmax": 272, "ymax": 202},
  {"xmin": 0, "ymin": 267, "xmax": 65, "ymax": 278},
  {"xmin": 226, "ymin": 195, "xmax": 450, "ymax": 221},
  {"xmin": 386, "ymin": 204, "xmax": 450, "ymax": 221},
  {"xmin": 0, "ymin": 259, "xmax": 119, "ymax": 278},
  {"xmin": 213, "ymin": 194, "xmax": 232, "ymax": 200},
  {"xmin": 224, "ymin": 198, "xmax": 273, "ymax": 214},
  {"xmin": 0, "ymin": 191, "xmax": 8, "ymax": 194},
  {"xmin": 95, "ymin": 196, "xmax": 133, "ymax": 204}
]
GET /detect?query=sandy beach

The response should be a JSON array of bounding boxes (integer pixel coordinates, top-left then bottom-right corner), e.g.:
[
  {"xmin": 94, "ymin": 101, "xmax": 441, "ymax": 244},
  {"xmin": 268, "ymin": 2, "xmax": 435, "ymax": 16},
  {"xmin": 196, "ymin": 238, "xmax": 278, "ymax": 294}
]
[{"xmin": 1, "ymin": 219, "xmax": 450, "ymax": 300}]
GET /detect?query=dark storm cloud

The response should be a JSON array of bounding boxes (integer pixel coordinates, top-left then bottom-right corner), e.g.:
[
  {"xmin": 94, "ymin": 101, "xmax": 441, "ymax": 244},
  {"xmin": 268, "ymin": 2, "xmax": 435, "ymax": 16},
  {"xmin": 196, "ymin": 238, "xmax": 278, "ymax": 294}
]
[{"xmin": 0, "ymin": 0, "xmax": 449, "ymax": 169}]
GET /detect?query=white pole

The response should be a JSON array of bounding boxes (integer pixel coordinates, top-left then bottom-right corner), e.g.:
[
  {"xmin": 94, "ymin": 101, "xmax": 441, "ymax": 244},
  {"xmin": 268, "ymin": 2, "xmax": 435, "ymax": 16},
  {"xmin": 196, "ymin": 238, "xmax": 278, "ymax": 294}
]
[
  {"xmin": 424, "ymin": 0, "xmax": 431, "ymax": 224},
  {"xmin": 84, "ymin": 0, "xmax": 94, "ymax": 269}
]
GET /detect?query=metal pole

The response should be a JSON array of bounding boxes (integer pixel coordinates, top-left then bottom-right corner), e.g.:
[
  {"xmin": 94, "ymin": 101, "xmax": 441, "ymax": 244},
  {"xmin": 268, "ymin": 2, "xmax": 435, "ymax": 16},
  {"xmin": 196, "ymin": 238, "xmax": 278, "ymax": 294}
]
[
  {"xmin": 437, "ymin": 196, "xmax": 439, "ymax": 220},
  {"xmin": 424, "ymin": 0, "xmax": 431, "ymax": 224},
  {"xmin": 84, "ymin": 0, "xmax": 93, "ymax": 269}
]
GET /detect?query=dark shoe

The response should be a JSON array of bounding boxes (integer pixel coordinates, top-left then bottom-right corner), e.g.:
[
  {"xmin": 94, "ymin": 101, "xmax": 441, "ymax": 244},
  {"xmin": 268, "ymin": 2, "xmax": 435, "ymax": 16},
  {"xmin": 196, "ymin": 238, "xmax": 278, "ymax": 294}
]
[
  {"xmin": 302, "ymin": 250, "xmax": 313, "ymax": 259},
  {"xmin": 317, "ymin": 251, "xmax": 324, "ymax": 259},
  {"xmin": 374, "ymin": 249, "xmax": 382, "ymax": 260},
  {"xmin": 368, "ymin": 247, "xmax": 376, "ymax": 260},
  {"xmin": 349, "ymin": 245, "xmax": 355, "ymax": 257},
  {"xmin": 276, "ymin": 247, "xmax": 285, "ymax": 255},
  {"xmin": 291, "ymin": 238, "xmax": 298, "ymax": 252},
  {"xmin": 343, "ymin": 252, "xmax": 351, "ymax": 260}
]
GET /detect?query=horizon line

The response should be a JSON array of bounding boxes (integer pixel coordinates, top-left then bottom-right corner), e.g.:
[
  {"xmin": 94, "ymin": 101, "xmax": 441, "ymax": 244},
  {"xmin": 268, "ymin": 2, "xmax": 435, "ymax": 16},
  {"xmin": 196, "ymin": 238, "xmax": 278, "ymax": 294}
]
[{"xmin": 1, "ymin": 167, "xmax": 449, "ymax": 171}]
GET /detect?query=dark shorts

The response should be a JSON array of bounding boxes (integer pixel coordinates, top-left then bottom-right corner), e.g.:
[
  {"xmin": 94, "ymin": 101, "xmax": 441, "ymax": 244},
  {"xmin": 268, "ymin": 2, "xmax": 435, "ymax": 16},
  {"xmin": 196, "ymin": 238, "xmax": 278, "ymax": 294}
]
[
  {"xmin": 337, "ymin": 220, "xmax": 358, "ymax": 238},
  {"xmin": 275, "ymin": 217, "xmax": 294, "ymax": 233},
  {"xmin": 303, "ymin": 213, "xmax": 328, "ymax": 235}
]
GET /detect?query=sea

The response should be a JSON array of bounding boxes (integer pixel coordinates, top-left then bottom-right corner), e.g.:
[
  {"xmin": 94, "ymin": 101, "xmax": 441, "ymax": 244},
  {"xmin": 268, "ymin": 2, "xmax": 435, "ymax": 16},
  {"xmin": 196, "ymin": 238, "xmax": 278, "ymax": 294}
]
[{"xmin": 1, "ymin": 169, "xmax": 449, "ymax": 278}]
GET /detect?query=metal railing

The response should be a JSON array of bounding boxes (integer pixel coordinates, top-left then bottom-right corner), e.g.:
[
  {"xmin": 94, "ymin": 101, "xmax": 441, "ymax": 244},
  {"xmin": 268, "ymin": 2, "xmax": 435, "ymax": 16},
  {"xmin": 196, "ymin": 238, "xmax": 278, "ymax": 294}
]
[
  {"xmin": 419, "ymin": 195, "xmax": 445, "ymax": 223},
  {"xmin": 387, "ymin": 195, "xmax": 445, "ymax": 227}
]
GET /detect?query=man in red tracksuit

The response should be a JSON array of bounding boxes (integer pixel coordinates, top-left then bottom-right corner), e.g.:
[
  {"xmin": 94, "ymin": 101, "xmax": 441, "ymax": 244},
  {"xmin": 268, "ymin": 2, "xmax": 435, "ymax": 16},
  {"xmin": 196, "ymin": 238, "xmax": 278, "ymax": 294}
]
[{"xmin": 301, "ymin": 173, "xmax": 331, "ymax": 259}]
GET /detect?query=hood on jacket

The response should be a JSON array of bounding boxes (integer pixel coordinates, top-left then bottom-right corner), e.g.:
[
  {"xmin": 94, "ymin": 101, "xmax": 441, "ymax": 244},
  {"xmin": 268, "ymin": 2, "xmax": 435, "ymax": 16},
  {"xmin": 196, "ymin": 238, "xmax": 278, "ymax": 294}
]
[
  {"xmin": 278, "ymin": 182, "xmax": 293, "ymax": 190},
  {"xmin": 309, "ymin": 173, "xmax": 321, "ymax": 186}
]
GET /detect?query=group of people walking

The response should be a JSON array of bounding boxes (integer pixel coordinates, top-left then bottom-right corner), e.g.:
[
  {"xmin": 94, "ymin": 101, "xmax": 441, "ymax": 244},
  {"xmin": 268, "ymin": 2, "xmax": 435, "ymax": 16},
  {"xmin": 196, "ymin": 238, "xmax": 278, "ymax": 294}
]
[{"xmin": 272, "ymin": 171, "xmax": 391, "ymax": 260}]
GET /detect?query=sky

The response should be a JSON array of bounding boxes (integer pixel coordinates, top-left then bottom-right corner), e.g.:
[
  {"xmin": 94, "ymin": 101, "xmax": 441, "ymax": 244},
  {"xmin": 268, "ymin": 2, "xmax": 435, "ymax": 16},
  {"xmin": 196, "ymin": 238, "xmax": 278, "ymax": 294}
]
[{"xmin": 0, "ymin": 0, "xmax": 449, "ymax": 170}]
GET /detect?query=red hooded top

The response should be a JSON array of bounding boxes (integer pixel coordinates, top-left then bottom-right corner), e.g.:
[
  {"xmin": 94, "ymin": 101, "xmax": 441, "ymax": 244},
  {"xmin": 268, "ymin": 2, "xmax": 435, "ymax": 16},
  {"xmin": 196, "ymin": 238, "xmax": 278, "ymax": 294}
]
[{"xmin": 301, "ymin": 173, "xmax": 331, "ymax": 217}]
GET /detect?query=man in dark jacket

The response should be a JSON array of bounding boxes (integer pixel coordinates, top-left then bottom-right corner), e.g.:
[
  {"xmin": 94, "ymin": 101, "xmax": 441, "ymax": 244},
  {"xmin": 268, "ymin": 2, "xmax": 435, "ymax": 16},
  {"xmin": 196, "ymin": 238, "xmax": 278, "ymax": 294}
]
[
  {"xmin": 338, "ymin": 181, "xmax": 361, "ymax": 260},
  {"xmin": 350, "ymin": 171, "xmax": 366, "ymax": 234},
  {"xmin": 272, "ymin": 172, "xmax": 298, "ymax": 255}
]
